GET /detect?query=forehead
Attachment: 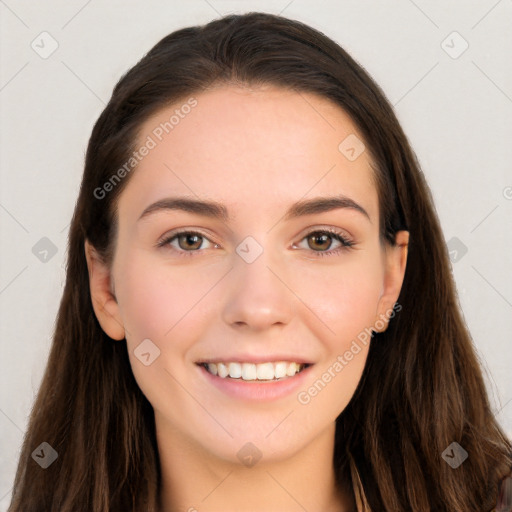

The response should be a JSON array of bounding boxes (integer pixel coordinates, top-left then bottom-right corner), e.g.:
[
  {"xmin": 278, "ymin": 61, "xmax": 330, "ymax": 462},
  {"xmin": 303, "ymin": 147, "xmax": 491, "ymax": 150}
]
[{"xmin": 118, "ymin": 85, "xmax": 378, "ymax": 226}]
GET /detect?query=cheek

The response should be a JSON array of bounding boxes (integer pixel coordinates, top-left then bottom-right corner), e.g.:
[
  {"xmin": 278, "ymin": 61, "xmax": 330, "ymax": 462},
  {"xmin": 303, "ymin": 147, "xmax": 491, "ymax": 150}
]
[
  {"xmin": 113, "ymin": 254, "xmax": 218, "ymax": 407},
  {"xmin": 292, "ymin": 255, "xmax": 384, "ymax": 348},
  {"xmin": 114, "ymin": 253, "xmax": 218, "ymax": 347},
  {"xmin": 291, "ymin": 260, "xmax": 381, "ymax": 420},
  {"xmin": 115, "ymin": 261, "xmax": 172, "ymax": 342}
]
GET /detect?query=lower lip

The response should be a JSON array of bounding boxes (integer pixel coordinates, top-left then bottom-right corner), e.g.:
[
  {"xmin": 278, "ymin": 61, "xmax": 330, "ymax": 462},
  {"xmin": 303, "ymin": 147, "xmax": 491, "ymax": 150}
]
[{"xmin": 197, "ymin": 364, "xmax": 314, "ymax": 402}]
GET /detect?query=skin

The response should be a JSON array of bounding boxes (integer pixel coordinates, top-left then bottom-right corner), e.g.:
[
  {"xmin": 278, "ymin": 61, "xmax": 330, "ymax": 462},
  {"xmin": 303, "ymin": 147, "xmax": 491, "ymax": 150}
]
[{"xmin": 85, "ymin": 84, "xmax": 409, "ymax": 512}]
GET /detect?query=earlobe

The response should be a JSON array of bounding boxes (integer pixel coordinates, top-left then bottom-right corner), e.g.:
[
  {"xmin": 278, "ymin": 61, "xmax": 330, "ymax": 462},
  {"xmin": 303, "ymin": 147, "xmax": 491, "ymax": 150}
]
[
  {"xmin": 374, "ymin": 230, "xmax": 409, "ymax": 333},
  {"xmin": 84, "ymin": 239, "xmax": 125, "ymax": 340}
]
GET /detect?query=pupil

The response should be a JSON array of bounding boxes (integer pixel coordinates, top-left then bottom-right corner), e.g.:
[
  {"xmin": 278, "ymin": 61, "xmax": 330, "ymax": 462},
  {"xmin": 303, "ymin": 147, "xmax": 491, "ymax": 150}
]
[
  {"xmin": 311, "ymin": 233, "xmax": 330, "ymax": 250},
  {"xmin": 182, "ymin": 234, "xmax": 201, "ymax": 250}
]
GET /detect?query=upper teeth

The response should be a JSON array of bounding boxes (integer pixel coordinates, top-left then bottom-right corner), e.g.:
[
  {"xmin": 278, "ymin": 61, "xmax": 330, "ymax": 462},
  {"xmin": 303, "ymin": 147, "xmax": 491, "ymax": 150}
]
[{"xmin": 204, "ymin": 361, "xmax": 306, "ymax": 381}]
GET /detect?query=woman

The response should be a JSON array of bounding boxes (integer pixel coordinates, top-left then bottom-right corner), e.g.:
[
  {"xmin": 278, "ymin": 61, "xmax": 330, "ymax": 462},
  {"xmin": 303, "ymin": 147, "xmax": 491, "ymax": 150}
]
[{"xmin": 8, "ymin": 11, "xmax": 511, "ymax": 512}]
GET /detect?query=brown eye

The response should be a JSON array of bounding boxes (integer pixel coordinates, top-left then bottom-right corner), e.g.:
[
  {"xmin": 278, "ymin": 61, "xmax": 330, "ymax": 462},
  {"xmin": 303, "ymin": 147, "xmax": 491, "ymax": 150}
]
[
  {"xmin": 307, "ymin": 232, "xmax": 334, "ymax": 251},
  {"xmin": 177, "ymin": 233, "xmax": 203, "ymax": 251},
  {"xmin": 293, "ymin": 228, "xmax": 354, "ymax": 258},
  {"xmin": 157, "ymin": 230, "xmax": 217, "ymax": 256}
]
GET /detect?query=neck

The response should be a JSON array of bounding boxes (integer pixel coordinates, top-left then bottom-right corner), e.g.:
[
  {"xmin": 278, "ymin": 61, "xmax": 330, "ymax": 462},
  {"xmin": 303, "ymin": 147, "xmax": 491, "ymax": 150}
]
[{"xmin": 156, "ymin": 419, "xmax": 354, "ymax": 512}]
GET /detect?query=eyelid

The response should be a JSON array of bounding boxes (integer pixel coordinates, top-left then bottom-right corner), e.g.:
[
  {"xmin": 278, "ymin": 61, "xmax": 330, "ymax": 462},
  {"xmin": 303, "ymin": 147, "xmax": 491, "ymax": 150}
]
[
  {"xmin": 296, "ymin": 224, "xmax": 354, "ymax": 242},
  {"xmin": 156, "ymin": 225, "xmax": 356, "ymax": 257},
  {"xmin": 291, "ymin": 226, "xmax": 355, "ymax": 256},
  {"xmin": 156, "ymin": 228, "xmax": 218, "ymax": 250}
]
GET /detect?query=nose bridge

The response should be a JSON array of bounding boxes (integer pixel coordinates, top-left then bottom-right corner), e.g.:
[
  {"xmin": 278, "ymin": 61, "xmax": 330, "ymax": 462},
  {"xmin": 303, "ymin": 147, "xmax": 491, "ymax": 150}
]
[{"xmin": 221, "ymin": 234, "xmax": 294, "ymax": 330}]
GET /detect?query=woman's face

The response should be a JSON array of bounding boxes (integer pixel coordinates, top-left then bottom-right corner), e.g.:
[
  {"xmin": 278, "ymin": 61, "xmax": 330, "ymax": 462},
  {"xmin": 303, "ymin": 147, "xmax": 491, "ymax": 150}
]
[{"xmin": 86, "ymin": 85, "xmax": 408, "ymax": 465}]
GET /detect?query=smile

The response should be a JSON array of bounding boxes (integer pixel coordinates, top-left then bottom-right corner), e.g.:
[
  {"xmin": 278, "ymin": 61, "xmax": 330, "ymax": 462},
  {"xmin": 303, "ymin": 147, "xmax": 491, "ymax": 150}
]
[
  {"xmin": 197, "ymin": 360, "xmax": 314, "ymax": 402},
  {"xmin": 199, "ymin": 361, "xmax": 311, "ymax": 381}
]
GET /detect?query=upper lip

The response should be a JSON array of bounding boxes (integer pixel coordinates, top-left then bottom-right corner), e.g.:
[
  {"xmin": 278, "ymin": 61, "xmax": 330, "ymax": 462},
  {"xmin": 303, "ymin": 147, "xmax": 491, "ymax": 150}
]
[{"xmin": 196, "ymin": 354, "xmax": 314, "ymax": 365}]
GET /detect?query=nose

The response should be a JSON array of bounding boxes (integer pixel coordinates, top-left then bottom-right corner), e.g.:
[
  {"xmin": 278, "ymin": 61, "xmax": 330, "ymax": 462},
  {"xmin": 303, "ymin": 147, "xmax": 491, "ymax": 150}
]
[{"xmin": 221, "ymin": 247, "xmax": 295, "ymax": 332}]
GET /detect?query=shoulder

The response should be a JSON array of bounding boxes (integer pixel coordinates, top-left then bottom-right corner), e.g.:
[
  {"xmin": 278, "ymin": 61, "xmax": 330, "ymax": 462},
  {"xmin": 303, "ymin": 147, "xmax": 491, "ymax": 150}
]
[{"xmin": 493, "ymin": 471, "xmax": 512, "ymax": 512}]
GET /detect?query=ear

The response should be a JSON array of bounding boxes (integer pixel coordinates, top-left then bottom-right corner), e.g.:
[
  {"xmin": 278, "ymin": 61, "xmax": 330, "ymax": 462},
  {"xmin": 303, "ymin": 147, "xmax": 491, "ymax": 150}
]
[
  {"xmin": 373, "ymin": 230, "xmax": 409, "ymax": 333},
  {"xmin": 84, "ymin": 239, "xmax": 125, "ymax": 340}
]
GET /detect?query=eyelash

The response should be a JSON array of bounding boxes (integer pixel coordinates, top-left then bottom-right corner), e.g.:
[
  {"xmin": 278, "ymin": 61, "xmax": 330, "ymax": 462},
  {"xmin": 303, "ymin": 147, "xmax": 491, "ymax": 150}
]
[{"xmin": 156, "ymin": 227, "xmax": 354, "ymax": 259}]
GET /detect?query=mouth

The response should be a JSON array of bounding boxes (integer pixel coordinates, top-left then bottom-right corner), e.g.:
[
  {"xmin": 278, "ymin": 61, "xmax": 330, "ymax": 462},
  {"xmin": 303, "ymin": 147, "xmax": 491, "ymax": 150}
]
[{"xmin": 196, "ymin": 361, "xmax": 313, "ymax": 382}]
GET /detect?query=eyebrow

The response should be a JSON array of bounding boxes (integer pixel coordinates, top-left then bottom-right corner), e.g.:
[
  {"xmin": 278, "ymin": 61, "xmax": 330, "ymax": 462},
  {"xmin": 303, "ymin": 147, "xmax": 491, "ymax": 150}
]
[{"xmin": 137, "ymin": 195, "xmax": 371, "ymax": 223}]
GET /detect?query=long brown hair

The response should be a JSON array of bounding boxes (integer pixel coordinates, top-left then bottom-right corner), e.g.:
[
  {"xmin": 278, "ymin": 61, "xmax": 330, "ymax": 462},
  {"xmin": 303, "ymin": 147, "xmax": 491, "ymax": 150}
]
[{"xmin": 9, "ymin": 12, "xmax": 511, "ymax": 511}]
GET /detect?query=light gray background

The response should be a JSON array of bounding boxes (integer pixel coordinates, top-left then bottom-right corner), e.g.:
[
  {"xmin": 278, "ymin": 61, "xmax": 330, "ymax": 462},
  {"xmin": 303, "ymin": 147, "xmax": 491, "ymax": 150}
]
[{"xmin": 1, "ymin": 1, "xmax": 511, "ymax": 509}]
